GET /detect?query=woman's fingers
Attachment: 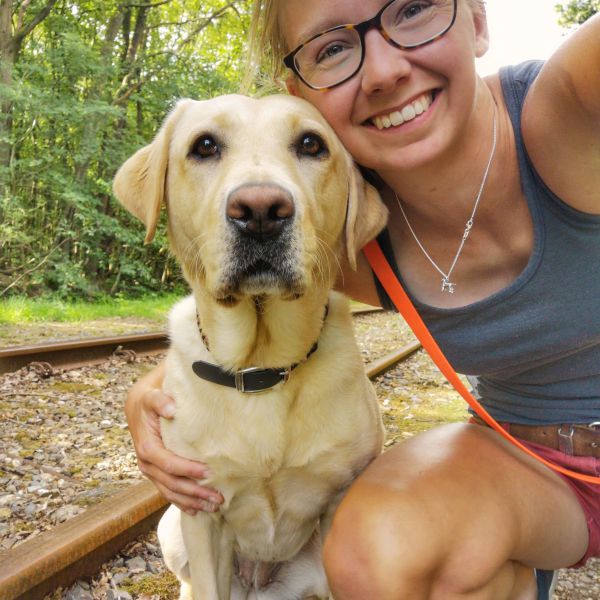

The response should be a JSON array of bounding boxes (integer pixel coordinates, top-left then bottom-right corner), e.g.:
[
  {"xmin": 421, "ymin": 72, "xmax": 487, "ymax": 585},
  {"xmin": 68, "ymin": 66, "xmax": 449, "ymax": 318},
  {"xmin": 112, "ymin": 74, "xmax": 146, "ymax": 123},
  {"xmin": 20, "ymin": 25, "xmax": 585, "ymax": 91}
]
[
  {"xmin": 124, "ymin": 363, "xmax": 223, "ymax": 512},
  {"xmin": 138, "ymin": 444, "xmax": 222, "ymax": 500},
  {"xmin": 149, "ymin": 473, "xmax": 222, "ymax": 515},
  {"xmin": 145, "ymin": 386, "xmax": 176, "ymax": 419},
  {"xmin": 140, "ymin": 458, "xmax": 222, "ymax": 512}
]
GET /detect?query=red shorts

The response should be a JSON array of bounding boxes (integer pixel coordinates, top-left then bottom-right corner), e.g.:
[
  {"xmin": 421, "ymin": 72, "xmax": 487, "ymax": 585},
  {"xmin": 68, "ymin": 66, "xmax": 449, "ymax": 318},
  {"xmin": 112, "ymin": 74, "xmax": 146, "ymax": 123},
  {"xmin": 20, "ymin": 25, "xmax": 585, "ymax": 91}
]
[
  {"xmin": 514, "ymin": 437, "xmax": 600, "ymax": 568},
  {"xmin": 470, "ymin": 417, "xmax": 600, "ymax": 568}
]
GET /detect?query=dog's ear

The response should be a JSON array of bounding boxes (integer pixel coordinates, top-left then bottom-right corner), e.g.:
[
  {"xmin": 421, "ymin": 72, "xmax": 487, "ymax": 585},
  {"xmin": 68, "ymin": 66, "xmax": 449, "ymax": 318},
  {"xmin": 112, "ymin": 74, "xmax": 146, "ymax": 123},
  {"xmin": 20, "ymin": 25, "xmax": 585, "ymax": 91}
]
[
  {"xmin": 113, "ymin": 100, "xmax": 191, "ymax": 243},
  {"xmin": 344, "ymin": 162, "xmax": 388, "ymax": 270}
]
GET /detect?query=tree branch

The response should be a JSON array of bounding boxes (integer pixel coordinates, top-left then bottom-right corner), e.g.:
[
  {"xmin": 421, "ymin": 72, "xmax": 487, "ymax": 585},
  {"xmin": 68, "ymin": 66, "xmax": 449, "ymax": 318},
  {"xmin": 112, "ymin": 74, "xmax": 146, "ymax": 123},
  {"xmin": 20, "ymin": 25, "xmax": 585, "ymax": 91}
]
[
  {"xmin": 0, "ymin": 239, "xmax": 67, "ymax": 297},
  {"xmin": 13, "ymin": 0, "xmax": 58, "ymax": 45},
  {"xmin": 113, "ymin": 0, "xmax": 248, "ymax": 104}
]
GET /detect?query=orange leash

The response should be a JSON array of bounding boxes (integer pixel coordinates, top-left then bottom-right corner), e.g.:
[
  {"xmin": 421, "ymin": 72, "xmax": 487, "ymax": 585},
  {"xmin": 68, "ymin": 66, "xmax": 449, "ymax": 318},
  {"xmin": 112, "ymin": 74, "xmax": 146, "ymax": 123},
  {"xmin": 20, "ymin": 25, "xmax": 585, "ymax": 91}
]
[{"xmin": 363, "ymin": 239, "xmax": 600, "ymax": 484}]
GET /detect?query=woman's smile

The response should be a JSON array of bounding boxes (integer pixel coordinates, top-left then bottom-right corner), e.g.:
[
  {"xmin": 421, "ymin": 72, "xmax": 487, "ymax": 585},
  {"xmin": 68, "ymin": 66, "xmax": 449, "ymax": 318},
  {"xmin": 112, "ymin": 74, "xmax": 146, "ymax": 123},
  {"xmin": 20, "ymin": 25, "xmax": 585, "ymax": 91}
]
[{"xmin": 367, "ymin": 90, "xmax": 437, "ymax": 130}]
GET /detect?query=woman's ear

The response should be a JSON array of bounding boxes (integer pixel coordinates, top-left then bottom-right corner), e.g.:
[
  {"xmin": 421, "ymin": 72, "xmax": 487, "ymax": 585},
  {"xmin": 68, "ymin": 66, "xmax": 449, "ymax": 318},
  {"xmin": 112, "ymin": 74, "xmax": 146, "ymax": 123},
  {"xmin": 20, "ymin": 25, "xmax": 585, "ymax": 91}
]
[
  {"xmin": 285, "ymin": 75, "xmax": 302, "ymax": 97},
  {"xmin": 473, "ymin": 4, "xmax": 490, "ymax": 58}
]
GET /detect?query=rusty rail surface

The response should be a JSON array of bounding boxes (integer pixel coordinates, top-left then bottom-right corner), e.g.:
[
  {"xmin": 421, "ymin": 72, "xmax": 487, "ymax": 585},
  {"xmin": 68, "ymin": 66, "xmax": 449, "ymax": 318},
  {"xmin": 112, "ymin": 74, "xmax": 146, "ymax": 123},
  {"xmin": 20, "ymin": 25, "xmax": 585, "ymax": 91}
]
[
  {"xmin": 0, "ymin": 308, "xmax": 382, "ymax": 376},
  {"xmin": 0, "ymin": 481, "xmax": 166, "ymax": 600},
  {"xmin": 0, "ymin": 331, "xmax": 170, "ymax": 375},
  {"xmin": 0, "ymin": 315, "xmax": 415, "ymax": 600}
]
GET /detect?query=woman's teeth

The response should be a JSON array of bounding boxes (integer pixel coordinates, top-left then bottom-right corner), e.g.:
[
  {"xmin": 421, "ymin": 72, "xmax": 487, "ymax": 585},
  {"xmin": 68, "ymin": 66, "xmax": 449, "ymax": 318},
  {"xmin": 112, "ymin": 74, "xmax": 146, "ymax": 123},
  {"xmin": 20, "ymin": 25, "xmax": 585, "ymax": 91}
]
[{"xmin": 372, "ymin": 93, "xmax": 433, "ymax": 130}]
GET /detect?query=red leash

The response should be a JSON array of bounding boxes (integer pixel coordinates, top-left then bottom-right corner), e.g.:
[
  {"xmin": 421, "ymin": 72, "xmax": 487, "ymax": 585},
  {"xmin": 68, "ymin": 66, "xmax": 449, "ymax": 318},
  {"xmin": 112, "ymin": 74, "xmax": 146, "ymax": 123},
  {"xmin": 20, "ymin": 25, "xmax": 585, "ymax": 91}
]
[{"xmin": 363, "ymin": 239, "xmax": 600, "ymax": 484}]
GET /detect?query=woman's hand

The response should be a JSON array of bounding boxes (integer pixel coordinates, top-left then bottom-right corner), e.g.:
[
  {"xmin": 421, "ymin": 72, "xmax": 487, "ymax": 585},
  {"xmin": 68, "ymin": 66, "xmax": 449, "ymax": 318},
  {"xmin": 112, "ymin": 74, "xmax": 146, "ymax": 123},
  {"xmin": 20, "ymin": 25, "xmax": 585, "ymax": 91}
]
[{"xmin": 125, "ymin": 361, "xmax": 223, "ymax": 515}]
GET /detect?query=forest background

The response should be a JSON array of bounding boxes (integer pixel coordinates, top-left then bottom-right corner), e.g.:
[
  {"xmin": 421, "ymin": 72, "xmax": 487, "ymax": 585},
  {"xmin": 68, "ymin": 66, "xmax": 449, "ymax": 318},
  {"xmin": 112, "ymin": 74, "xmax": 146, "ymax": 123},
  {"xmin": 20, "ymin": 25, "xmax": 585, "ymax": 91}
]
[{"xmin": 0, "ymin": 0, "xmax": 597, "ymax": 301}]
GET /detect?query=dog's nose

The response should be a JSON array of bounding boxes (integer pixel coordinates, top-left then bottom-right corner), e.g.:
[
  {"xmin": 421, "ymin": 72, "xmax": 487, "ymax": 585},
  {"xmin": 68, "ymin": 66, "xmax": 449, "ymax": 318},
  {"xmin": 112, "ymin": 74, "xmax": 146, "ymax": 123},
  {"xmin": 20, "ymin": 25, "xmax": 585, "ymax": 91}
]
[{"xmin": 226, "ymin": 185, "xmax": 294, "ymax": 240}]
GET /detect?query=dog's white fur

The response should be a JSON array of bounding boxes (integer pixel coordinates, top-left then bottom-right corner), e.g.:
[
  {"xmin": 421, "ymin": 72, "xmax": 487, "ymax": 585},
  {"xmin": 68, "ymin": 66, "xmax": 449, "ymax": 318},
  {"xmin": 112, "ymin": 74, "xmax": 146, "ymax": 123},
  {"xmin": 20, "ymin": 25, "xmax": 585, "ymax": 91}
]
[{"xmin": 114, "ymin": 94, "xmax": 388, "ymax": 600}]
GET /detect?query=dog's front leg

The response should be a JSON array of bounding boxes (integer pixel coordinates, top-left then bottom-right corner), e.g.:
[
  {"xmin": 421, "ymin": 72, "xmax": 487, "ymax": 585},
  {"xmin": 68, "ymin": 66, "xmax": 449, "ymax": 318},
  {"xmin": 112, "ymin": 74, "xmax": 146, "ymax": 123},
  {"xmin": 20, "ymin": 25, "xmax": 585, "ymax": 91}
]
[{"xmin": 181, "ymin": 511, "xmax": 235, "ymax": 600}]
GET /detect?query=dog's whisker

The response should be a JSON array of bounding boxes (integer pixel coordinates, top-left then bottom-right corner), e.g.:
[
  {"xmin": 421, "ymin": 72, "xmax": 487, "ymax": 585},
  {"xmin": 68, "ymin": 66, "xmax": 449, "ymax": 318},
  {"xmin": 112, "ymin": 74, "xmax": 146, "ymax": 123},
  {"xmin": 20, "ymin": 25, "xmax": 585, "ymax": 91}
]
[
  {"xmin": 314, "ymin": 236, "xmax": 338, "ymax": 289},
  {"xmin": 181, "ymin": 233, "xmax": 213, "ymax": 279},
  {"xmin": 306, "ymin": 245, "xmax": 325, "ymax": 289},
  {"xmin": 307, "ymin": 238, "xmax": 326, "ymax": 286},
  {"xmin": 319, "ymin": 236, "xmax": 344, "ymax": 289}
]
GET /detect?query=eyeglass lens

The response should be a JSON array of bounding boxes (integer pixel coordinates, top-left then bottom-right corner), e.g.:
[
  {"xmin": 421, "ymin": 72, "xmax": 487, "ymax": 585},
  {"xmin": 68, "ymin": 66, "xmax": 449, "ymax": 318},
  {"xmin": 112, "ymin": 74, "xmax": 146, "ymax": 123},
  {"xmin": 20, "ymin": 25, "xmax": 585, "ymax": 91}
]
[{"xmin": 293, "ymin": 0, "xmax": 456, "ymax": 89}]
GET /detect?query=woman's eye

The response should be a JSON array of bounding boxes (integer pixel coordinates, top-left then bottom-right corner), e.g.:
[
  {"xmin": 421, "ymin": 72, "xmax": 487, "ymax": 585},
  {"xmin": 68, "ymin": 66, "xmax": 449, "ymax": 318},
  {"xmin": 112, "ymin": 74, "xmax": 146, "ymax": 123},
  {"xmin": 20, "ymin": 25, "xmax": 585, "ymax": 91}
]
[
  {"xmin": 297, "ymin": 133, "xmax": 328, "ymax": 158},
  {"xmin": 404, "ymin": 3, "xmax": 426, "ymax": 19},
  {"xmin": 191, "ymin": 135, "xmax": 220, "ymax": 159},
  {"xmin": 316, "ymin": 42, "xmax": 350, "ymax": 64},
  {"xmin": 394, "ymin": 1, "xmax": 431, "ymax": 24}
]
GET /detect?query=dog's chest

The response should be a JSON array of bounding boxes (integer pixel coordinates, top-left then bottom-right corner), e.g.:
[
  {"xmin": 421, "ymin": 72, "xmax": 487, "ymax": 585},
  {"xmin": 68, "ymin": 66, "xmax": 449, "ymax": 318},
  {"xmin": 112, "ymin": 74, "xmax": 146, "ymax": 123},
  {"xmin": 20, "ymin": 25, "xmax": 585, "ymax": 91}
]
[
  {"xmin": 164, "ymin": 374, "xmax": 358, "ymax": 480},
  {"xmin": 163, "ymin": 374, "xmax": 367, "ymax": 561},
  {"xmin": 161, "ymin": 294, "xmax": 382, "ymax": 561}
]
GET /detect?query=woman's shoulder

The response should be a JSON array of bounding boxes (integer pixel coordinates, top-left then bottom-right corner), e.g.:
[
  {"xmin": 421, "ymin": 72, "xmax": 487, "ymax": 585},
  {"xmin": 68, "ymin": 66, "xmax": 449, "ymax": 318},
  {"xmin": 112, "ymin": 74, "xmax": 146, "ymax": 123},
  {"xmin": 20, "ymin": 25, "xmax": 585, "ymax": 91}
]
[{"xmin": 519, "ymin": 19, "xmax": 600, "ymax": 215}]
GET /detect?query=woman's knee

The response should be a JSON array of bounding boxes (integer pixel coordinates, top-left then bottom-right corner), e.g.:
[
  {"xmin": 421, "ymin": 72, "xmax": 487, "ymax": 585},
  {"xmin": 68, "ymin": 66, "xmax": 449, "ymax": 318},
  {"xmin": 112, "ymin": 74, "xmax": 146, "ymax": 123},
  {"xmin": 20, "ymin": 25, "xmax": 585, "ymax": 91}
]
[
  {"xmin": 321, "ymin": 424, "xmax": 527, "ymax": 598},
  {"xmin": 322, "ymin": 468, "xmax": 443, "ymax": 598},
  {"xmin": 323, "ymin": 488, "xmax": 533, "ymax": 600}
]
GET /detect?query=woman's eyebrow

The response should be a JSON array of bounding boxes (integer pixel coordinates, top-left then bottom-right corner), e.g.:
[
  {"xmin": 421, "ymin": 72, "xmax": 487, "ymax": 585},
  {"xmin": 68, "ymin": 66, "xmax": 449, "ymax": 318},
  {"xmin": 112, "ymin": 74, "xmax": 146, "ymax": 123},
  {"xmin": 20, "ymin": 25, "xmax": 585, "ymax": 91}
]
[{"xmin": 294, "ymin": 17, "xmax": 350, "ymax": 45}]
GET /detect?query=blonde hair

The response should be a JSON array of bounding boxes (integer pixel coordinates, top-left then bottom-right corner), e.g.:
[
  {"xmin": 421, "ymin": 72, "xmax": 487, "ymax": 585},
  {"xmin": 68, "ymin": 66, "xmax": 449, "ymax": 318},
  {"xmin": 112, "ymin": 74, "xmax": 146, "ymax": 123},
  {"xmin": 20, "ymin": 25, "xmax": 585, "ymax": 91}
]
[
  {"xmin": 244, "ymin": 0, "xmax": 287, "ymax": 92},
  {"xmin": 245, "ymin": 0, "xmax": 487, "ymax": 91}
]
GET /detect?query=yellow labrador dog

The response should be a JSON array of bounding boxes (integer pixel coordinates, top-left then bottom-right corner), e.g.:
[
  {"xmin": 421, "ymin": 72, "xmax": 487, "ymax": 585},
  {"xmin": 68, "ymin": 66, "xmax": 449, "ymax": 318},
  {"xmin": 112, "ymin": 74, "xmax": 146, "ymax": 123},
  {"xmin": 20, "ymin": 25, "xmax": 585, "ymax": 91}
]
[{"xmin": 113, "ymin": 94, "xmax": 387, "ymax": 600}]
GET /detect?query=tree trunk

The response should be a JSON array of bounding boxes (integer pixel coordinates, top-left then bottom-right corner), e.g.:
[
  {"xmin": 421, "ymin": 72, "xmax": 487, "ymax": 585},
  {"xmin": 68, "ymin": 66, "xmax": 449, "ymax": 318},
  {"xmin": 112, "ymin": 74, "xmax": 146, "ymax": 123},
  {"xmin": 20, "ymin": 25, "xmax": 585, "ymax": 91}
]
[
  {"xmin": 0, "ymin": 0, "xmax": 58, "ymax": 187},
  {"xmin": 0, "ymin": 0, "xmax": 17, "ymax": 181}
]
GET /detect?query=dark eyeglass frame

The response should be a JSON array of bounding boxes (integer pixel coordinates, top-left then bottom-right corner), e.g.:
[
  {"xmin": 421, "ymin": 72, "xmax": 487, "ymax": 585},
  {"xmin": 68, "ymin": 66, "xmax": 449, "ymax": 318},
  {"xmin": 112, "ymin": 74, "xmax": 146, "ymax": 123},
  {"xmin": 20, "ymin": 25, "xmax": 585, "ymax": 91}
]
[{"xmin": 283, "ymin": 0, "xmax": 458, "ymax": 91}]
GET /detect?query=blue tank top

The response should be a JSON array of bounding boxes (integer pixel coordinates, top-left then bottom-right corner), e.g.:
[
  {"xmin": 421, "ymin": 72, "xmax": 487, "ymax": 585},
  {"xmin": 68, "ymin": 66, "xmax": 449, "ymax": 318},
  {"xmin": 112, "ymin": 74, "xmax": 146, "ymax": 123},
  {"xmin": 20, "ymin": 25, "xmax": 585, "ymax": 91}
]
[{"xmin": 375, "ymin": 61, "xmax": 600, "ymax": 425}]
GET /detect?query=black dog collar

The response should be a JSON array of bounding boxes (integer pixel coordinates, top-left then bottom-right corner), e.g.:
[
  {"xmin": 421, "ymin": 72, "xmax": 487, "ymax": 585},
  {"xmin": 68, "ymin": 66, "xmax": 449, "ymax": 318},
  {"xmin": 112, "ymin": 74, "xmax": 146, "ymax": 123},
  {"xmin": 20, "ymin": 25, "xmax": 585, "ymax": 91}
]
[
  {"xmin": 191, "ymin": 342, "xmax": 318, "ymax": 394},
  {"xmin": 192, "ymin": 305, "xmax": 327, "ymax": 394}
]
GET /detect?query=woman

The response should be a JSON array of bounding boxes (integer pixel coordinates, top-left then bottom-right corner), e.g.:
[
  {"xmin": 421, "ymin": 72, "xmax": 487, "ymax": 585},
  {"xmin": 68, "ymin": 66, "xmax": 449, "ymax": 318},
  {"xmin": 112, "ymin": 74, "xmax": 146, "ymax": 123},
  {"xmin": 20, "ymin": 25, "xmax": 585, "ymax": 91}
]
[{"xmin": 126, "ymin": 1, "xmax": 600, "ymax": 597}]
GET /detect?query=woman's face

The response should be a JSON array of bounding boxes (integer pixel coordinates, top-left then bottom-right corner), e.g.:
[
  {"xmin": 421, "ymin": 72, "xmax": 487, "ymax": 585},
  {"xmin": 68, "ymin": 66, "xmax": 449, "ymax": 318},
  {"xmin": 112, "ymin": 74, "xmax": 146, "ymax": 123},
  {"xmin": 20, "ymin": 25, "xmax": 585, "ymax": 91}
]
[{"xmin": 281, "ymin": 0, "xmax": 489, "ymax": 176}]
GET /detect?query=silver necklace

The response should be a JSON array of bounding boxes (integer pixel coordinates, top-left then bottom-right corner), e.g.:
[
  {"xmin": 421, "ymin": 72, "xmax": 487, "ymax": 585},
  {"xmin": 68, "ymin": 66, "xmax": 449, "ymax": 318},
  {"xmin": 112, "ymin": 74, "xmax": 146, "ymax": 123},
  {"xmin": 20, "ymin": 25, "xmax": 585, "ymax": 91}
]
[{"xmin": 395, "ymin": 108, "xmax": 497, "ymax": 294}]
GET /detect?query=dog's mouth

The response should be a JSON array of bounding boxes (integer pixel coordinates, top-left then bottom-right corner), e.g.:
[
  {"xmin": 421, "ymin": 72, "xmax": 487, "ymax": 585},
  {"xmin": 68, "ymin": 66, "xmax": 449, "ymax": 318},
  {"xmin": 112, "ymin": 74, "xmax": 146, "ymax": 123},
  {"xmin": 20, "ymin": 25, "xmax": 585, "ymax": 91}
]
[
  {"xmin": 208, "ymin": 217, "xmax": 306, "ymax": 302},
  {"xmin": 244, "ymin": 259, "xmax": 275, "ymax": 278},
  {"xmin": 239, "ymin": 259, "xmax": 283, "ymax": 290},
  {"xmin": 217, "ymin": 255, "xmax": 305, "ymax": 300}
]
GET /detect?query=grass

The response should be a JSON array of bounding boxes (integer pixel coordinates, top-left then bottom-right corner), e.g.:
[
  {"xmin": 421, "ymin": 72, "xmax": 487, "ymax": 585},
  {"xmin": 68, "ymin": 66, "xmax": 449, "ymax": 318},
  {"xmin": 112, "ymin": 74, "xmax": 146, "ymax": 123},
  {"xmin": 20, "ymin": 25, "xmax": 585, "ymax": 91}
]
[
  {"xmin": 0, "ymin": 295, "xmax": 377, "ymax": 326},
  {"xmin": 0, "ymin": 294, "xmax": 182, "ymax": 324}
]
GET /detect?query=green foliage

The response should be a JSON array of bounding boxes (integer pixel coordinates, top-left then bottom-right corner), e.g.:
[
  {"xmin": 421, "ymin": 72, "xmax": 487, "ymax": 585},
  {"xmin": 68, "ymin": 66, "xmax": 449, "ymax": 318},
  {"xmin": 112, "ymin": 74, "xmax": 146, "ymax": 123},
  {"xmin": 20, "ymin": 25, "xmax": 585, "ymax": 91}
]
[
  {"xmin": 0, "ymin": 293, "xmax": 181, "ymax": 323},
  {"xmin": 0, "ymin": 0, "xmax": 251, "ymax": 299},
  {"xmin": 555, "ymin": 0, "xmax": 599, "ymax": 26}
]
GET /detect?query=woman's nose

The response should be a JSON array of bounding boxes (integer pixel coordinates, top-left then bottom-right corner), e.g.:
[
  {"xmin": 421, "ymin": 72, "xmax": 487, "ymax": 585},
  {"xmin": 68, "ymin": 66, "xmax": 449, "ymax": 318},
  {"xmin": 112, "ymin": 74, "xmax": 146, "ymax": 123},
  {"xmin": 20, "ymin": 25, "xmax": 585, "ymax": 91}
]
[{"xmin": 360, "ymin": 29, "xmax": 411, "ymax": 95}]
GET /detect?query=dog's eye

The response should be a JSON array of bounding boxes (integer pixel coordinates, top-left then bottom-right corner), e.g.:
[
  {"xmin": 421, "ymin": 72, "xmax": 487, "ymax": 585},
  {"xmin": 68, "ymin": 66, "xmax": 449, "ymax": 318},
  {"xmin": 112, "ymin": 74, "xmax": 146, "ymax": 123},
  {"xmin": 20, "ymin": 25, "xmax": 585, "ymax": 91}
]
[
  {"xmin": 297, "ymin": 133, "xmax": 328, "ymax": 158},
  {"xmin": 191, "ymin": 135, "xmax": 220, "ymax": 159}
]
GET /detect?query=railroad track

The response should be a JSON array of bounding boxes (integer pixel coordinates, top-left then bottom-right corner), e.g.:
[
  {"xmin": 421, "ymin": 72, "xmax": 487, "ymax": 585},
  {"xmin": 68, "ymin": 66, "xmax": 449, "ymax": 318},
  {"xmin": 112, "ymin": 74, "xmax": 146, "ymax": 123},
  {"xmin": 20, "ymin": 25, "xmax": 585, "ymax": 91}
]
[
  {"xmin": 0, "ymin": 307, "xmax": 382, "ymax": 376},
  {"xmin": 0, "ymin": 308, "xmax": 420, "ymax": 600},
  {"xmin": 0, "ymin": 332, "xmax": 169, "ymax": 375}
]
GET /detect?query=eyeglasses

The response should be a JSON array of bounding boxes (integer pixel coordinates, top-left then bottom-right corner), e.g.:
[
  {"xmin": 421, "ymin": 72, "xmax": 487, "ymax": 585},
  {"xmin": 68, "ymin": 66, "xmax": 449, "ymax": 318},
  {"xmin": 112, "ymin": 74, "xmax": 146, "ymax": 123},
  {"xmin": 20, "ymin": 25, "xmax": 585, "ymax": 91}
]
[{"xmin": 283, "ymin": 0, "xmax": 458, "ymax": 90}]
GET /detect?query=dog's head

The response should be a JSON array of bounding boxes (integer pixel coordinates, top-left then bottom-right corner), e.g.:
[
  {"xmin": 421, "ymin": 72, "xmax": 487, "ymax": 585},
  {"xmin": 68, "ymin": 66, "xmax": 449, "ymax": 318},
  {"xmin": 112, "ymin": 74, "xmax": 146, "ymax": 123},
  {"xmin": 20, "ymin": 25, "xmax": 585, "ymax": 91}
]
[{"xmin": 113, "ymin": 94, "xmax": 387, "ymax": 303}]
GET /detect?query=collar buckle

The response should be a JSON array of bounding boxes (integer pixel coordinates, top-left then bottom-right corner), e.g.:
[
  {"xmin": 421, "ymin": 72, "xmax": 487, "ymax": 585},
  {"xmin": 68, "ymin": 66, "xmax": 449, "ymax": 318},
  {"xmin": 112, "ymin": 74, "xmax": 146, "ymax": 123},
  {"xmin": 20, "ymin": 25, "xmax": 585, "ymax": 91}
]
[{"xmin": 234, "ymin": 367, "xmax": 291, "ymax": 394}]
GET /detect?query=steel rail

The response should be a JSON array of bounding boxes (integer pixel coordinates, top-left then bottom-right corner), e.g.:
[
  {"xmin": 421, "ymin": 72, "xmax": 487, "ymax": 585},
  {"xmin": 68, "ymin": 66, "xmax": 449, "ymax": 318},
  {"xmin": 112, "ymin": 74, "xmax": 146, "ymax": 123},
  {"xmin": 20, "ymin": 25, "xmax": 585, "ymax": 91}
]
[
  {"xmin": 0, "ymin": 327, "xmax": 416, "ymax": 600},
  {"xmin": 0, "ymin": 332, "xmax": 170, "ymax": 375},
  {"xmin": 0, "ymin": 308, "xmax": 382, "ymax": 375}
]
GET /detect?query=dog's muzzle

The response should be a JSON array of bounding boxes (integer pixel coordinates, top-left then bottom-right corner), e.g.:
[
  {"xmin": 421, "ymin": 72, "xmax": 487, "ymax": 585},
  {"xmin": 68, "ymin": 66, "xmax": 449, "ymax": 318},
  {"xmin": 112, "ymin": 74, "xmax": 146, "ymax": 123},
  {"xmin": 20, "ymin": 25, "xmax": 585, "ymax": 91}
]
[{"xmin": 222, "ymin": 184, "xmax": 301, "ymax": 295}]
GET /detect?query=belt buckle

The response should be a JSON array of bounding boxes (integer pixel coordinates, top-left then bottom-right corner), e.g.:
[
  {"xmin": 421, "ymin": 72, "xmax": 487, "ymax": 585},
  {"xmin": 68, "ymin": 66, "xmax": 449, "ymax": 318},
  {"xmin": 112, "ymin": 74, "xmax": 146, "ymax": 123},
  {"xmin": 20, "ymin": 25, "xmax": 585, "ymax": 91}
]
[
  {"xmin": 558, "ymin": 424, "xmax": 575, "ymax": 455},
  {"xmin": 588, "ymin": 422, "xmax": 600, "ymax": 451}
]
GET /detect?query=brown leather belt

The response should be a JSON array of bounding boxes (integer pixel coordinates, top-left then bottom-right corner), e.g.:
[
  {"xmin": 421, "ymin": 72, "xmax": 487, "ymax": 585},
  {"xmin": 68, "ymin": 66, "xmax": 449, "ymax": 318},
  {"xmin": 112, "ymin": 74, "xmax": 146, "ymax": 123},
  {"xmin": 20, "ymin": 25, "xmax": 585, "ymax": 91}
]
[{"xmin": 471, "ymin": 416, "xmax": 600, "ymax": 458}]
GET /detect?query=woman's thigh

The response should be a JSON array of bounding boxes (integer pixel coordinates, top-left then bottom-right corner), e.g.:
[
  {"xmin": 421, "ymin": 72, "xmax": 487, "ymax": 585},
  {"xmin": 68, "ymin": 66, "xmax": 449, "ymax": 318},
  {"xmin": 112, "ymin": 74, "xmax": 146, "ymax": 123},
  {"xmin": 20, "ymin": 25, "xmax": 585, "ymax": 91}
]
[{"xmin": 324, "ymin": 423, "xmax": 590, "ymax": 596}]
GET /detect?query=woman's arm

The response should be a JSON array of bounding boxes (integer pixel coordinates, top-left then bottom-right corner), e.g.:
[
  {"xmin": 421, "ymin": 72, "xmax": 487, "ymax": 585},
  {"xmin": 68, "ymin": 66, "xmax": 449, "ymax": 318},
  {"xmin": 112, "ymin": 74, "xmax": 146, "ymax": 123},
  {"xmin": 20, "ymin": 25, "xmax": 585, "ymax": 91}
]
[
  {"xmin": 126, "ymin": 361, "xmax": 223, "ymax": 514},
  {"xmin": 523, "ymin": 13, "xmax": 600, "ymax": 213}
]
